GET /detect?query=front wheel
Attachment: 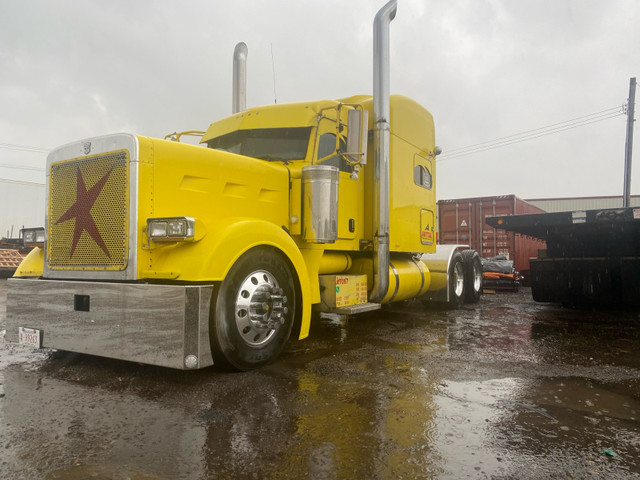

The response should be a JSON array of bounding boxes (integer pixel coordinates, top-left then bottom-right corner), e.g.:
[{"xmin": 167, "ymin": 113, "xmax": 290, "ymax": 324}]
[{"xmin": 210, "ymin": 247, "xmax": 296, "ymax": 371}]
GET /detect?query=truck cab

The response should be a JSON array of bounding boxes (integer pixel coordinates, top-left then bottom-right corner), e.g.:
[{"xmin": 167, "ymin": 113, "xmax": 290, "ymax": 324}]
[{"xmin": 7, "ymin": 0, "xmax": 481, "ymax": 371}]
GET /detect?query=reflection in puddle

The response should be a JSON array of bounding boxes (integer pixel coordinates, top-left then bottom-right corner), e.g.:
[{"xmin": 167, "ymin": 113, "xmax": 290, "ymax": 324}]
[
  {"xmin": 446, "ymin": 309, "xmax": 540, "ymax": 364},
  {"xmin": 435, "ymin": 376, "xmax": 640, "ymax": 478},
  {"xmin": 367, "ymin": 336, "xmax": 448, "ymax": 353},
  {"xmin": 284, "ymin": 359, "xmax": 444, "ymax": 478},
  {"xmin": 497, "ymin": 376, "xmax": 640, "ymax": 463},
  {"xmin": 435, "ymin": 378, "xmax": 525, "ymax": 478}
]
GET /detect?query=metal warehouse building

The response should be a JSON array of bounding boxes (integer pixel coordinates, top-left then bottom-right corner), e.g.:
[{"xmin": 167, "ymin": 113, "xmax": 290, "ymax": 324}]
[{"xmin": 525, "ymin": 195, "xmax": 640, "ymax": 213}]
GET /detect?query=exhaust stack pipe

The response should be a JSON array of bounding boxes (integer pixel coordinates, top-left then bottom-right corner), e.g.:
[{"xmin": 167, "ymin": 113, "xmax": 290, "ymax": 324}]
[
  {"xmin": 232, "ymin": 42, "xmax": 248, "ymax": 114},
  {"xmin": 370, "ymin": 0, "xmax": 397, "ymax": 303}
]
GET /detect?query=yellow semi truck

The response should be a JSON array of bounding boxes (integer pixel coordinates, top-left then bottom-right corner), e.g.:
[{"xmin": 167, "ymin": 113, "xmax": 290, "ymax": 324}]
[{"xmin": 6, "ymin": 0, "xmax": 482, "ymax": 370}]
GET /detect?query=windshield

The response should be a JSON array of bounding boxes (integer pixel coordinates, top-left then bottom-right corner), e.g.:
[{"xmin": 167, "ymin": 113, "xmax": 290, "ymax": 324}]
[{"xmin": 205, "ymin": 127, "xmax": 311, "ymax": 162}]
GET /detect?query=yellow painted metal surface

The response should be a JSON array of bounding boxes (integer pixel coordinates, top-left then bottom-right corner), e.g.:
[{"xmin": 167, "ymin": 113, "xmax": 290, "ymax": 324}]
[
  {"xmin": 388, "ymin": 96, "xmax": 437, "ymax": 254},
  {"xmin": 12, "ymin": 247, "xmax": 44, "ymax": 277},
  {"xmin": 353, "ymin": 95, "xmax": 438, "ymax": 255},
  {"xmin": 133, "ymin": 137, "xmax": 315, "ymax": 338},
  {"xmin": 336, "ymin": 174, "xmax": 360, "ymax": 240},
  {"xmin": 347, "ymin": 255, "xmax": 430, "ymax": 304},
  {"xmin": 382, "ymin": 258, "xmax": 431, "ymax": 303},
  {"xmin": 288, "ymin": 170, "xmax": 303, "ymax": 236},
  {"xmin": 136, "ymin": 138, "xmax": 289, "ymax": 279},
  {"xmin": 318, "ymin": 252, "xmax": 352, "ymax": 275},
  {"xmin": 34, "ymin": 93, "xmax": 440, "ymax": 347}
]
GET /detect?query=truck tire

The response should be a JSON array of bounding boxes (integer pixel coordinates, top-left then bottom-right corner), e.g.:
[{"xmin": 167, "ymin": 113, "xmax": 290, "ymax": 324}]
[
  {"xmin": 447, "ymin": 252, "xmax": 465, "ymax": 308},
  {"xmin": 210, "ymin": 247, "xmax": 295, "ymax": 371},
  {"xmin": 461, "ymin": 249, "xmax": 483, "ymax": 303}
]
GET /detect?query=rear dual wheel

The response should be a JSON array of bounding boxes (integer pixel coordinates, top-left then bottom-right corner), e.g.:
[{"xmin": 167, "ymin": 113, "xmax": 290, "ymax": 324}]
[
  {"xmin": 210, "ymin": 248, "xmax": 295, "ymax": 371},
  {"xmin": 447, "ymin": 252, "xmax": 466, "ymax": 307},
  {"xmin": 461, "ymin": 249, "xmax": 483, "ymax": 303},
  {"xmin": 447, "ymin": 250, "xmax": 483, "ymax": 307}
]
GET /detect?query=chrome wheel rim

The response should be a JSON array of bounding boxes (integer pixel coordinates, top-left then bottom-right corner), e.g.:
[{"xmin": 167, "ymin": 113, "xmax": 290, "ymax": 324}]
[
  {"xmin": 473, "ymin": 263, "xmax": 482, "ymax": 292},
  {"xmin": 234, "ymin": 269, "xmax": 289, "ymax": 346},
  {"xmin": 453, "ymin": 262, "xmax": 465, "ymax": 298}
]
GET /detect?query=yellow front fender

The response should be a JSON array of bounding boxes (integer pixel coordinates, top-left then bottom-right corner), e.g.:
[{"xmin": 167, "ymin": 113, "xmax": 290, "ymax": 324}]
[
  {"xmin": 198, "ymin": 218, "xmax": 316, "ymax": 340},
  {"xmin": 13, "ymin": 247, "xmax": 44, "ymax": 277}
]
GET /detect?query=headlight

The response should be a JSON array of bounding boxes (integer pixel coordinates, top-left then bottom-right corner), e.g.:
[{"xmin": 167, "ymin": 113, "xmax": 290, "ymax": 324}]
[
  {"xmin": 22, "ymin": 227, "xmax": 45, "ymax": 247},
  {"xmin": 147, "ymin": 217, "xmax": 195, "ymax": 242}
]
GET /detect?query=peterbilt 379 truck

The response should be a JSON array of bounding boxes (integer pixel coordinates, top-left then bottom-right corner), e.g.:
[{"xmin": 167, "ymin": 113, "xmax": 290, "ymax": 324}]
[{"xmin": 6, "ymin": 1, "xmax": 482, "ymax": 370}]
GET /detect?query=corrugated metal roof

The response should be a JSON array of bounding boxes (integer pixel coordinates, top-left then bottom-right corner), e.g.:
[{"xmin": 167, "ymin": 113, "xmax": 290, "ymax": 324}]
[{"xmin": 525, "ymin": 195, "xmax": 640, "ymax": 213}]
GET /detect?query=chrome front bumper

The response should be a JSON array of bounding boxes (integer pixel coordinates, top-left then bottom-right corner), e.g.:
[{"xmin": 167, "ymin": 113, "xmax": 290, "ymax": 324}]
[{"xmin": 6, "ymin": 278, "xmax": 214, "ymax": 370}]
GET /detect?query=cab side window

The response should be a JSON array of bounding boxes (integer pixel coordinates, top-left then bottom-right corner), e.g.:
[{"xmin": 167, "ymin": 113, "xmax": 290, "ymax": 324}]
[
  {"xmin": 318, "ymin": 133, "xmax": 350, "ymax": 173},
  {"xmin": 414, "ymin": 164, "xmax": 432, "ymax": 189},
  {"xmin": 318, "ymin": 133, "xmax": 336, "ymax": 159}
]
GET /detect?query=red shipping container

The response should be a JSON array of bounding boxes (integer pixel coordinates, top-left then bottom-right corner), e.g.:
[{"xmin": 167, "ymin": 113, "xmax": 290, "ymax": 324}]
[{"xmin": 437, "ymin": 195, "xmax": 546, "ymax": 279}]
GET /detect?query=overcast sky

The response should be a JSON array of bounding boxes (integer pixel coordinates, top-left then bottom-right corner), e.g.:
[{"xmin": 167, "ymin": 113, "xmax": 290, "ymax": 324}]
[{"xmin": 1, "ymin": 0, "xmax": 639, "ymax": 236}]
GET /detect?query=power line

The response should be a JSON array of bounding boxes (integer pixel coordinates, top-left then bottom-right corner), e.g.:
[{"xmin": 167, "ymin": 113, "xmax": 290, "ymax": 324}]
[
  {"xmin": 439, "ymin": 112, "xmax": 622, "ymax": 161},
  {"xmin": 438, "ymin": 106, "xmax": 625, "ymax": 162},
  {"xmin": 0, "ymin": 163, "xmax": 45, "ymax": 172},
  {"xmin": 271, "ymin": 43, "xmax": 278, "ymax": 105},
  {"xmin": 0, "ymin": 142, "xmax": 50, "ymax": 153},
  {"xmin": 0, "ymin": 177, "xmax": 45, "ymax": 187},
  {"xmin": 443, "ymin": 107, "xmax": 622, "ymax": 156}
]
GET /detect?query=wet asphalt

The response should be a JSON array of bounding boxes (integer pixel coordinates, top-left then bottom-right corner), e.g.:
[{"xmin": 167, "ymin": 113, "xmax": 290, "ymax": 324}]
[{"xmin": 1, "ymin": 277, "xmax": 639, "ymax": 480}]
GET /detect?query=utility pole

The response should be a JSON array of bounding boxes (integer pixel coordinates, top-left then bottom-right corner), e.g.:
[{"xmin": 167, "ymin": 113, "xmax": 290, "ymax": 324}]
[{"xmin": 623, "ymin": 77, "xmax": 636, "ymax": 207}]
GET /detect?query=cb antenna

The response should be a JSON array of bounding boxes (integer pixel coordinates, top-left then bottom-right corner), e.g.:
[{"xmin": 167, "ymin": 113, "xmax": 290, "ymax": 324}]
[{"xmin": 271, "ymin": 43, "xmax": 278, "ymax": 104}]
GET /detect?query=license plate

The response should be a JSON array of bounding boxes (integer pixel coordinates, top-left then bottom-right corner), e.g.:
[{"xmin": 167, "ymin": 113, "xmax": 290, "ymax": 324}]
[{"xmin": 18, "ymin": 327, "xmax": 42, "ymax": 348}]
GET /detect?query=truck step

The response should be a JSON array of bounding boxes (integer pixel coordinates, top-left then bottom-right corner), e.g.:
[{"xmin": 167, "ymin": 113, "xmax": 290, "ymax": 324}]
[{"xmin": 333, "ymin": 302, "xmax": 382, "ymax": 315}]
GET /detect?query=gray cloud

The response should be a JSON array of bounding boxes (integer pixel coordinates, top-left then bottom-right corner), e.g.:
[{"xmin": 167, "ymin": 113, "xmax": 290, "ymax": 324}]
[{"xmin": 1, "ymin": 0, "xmax": 639, "ymax": 235}]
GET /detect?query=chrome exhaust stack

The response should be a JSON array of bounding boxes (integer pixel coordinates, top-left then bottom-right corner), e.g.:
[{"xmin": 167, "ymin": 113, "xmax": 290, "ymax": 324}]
[
  {"xmin": 370, "ymin": 0, "xmax": 397, "ymax": 303},
  {"xmin": 232, "ymin": 42, "xmax": 248, "ymax": 114}
]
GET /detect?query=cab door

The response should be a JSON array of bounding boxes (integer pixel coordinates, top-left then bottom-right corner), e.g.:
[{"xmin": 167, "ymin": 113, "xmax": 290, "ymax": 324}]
[{"xmin": 315, "ymin": 119, "xmax": 358, "ymax": 241}]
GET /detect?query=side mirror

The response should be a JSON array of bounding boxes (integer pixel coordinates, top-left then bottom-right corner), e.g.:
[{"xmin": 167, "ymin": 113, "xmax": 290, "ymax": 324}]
[{"xmin": 344, "ymin": 109, "xmax": 369, "ymax": 165}]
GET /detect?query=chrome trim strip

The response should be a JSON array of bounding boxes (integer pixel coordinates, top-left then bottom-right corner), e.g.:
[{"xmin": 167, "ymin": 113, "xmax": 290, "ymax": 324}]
[
  {"xmin": 411, "ymin": 256, "xmax": 425, "ymax": 293},
  {"xmin": 388, "ymin": 261, "xmax": 400, "ymax": 302},
  {"xmin": 129, "ymin": 134, "xmax": 140, "ymax": 280},
  {"xmin": 44, "ymin": 133, "xmax": 140, "ymax": 281}
]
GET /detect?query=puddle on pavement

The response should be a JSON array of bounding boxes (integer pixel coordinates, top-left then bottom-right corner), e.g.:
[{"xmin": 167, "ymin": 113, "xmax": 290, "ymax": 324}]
[
  {"xmin": 1, "ymin": 365, "xmax": 208, "ymax": 480},
  {"xmin": 435, "ymin": 377, "xmax": 528, "ymax": 478},
  {"xmin": 4, "ymin": 353, "xmax": 638, "ymax": 479},
  {"xmin": 435, "ymin": 375, "xmax": 640, "ymax": 478}
]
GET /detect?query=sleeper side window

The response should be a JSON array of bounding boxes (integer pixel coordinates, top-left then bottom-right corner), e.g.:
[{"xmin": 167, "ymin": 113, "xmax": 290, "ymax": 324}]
[{"xmin": 414, "ymin": 164, "xmax": 432, "ymax": 189}]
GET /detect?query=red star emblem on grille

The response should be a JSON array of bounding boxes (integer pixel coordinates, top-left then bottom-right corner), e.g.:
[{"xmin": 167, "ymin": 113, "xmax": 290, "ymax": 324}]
[{"xmin": 55, "ymin": 167, "xmax": 112, "ymax": 258}]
